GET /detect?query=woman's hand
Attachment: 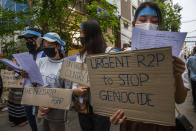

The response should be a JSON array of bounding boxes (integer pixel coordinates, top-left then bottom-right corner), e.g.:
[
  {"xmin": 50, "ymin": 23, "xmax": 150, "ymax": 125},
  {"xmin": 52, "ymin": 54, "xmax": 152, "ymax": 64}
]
[
  {"xmin": 172, "ymin": 56, "xmax": 187, "ymax": 104},
  {"xmin": 110, "ymin": 110, "xmax": 127, "ymax": 125},
  {"xmin": 173, "ymin": 56, "xmax": 185, "ymax": 76},
  {"xmin": 73, "ymin": 86, "xmax": 89, "ymax": 97},
  {"xmin": 39, "ymin": 106, "xmax": 49, "ymax": 117},
  {"xmin": 20, "ymin": 69, "xmax": 29, "ymax": 78}
]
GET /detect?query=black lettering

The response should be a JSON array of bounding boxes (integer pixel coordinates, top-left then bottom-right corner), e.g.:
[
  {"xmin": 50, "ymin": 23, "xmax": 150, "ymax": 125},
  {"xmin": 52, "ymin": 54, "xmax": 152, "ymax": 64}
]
[
  {"xmin": 115, "ymin": 56, "xmax": 124, "ymax": 68},
  {"xmin": 89, "ymin": 58, "xmax": 97, "ymax": 69},
  {"xmin": 127, "ymin": 92, "xmax": 135, "ymax": 104},
  {"xmin": 118, "ymin": 74, "xmax": 126, "ymax": 86},
  {"xmin": 121, "ymin": 92, "xmax": 129, "ymax": 103},
  {"xmin": 95, "ymin": 58, "xmax": 103, "ymax": 69},
  {"xmin": 156, "ymin": 53, "xmax": 165, "ymax": 66},
  {"xmin": 129, "ymin": 74, "xmax": 140, "ymax": 86},
  {"xmin": 102, "ymin": 57, "xmax": 109, "ymax": 68},
  {"xmin": 145, "ymin": 94, "xmax": 154, "ymax": 107},
  {"xmin": 109, "ymin": 57, "xmax": 115, "ymax": 68},
  {"xmin": 123, "ymin": 56, "xmax": 131, "ymax": 67},
  {"xmin": 147, "ymin": 54, "xmax": 155, "ymax": 67},
  {"xmin": 113, "ymin": 91, "xmax": 121, "ymax": 102},
  {"xmin": 99, "ymin": 90, "xmax": 107, "ymax": 100},
  {"xmin": 139, "ymin": 73, "xmax": 149, "ymax": 86},
  {"xmin": 137, "ymin": 55, "xmax": 146, "ymax": 67},
  {"xmin": 107, "ymin": 90, "xmax": 113, "ymax": 101}
]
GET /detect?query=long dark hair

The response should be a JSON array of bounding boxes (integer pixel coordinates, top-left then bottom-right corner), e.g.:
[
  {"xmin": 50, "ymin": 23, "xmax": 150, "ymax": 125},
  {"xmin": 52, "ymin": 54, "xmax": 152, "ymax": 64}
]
[
  {"xmin": 80, "ymin": 19, "xmax": 107, "ymax": 57},
  {"xmin": 133, "ymin": 2, "xmax": 162, "ymax": 26}
]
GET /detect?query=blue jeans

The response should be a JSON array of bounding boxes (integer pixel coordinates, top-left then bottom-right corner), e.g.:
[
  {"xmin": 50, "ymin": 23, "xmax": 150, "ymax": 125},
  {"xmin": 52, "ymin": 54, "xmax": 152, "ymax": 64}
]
[{"xmin": 24, "ymin": 105, "xmax": 38, "ymax": 131}]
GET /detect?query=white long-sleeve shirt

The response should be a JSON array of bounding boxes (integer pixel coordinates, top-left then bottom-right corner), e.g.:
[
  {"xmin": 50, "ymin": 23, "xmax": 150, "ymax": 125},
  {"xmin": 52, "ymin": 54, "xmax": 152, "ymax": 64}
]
[
  {"xmin": 178, "ymin": 51, "xmax": 191, "ymax": 90},
  {"xmin": 36, "ymin": 57, "xmax": 72, "ymax": 122}
]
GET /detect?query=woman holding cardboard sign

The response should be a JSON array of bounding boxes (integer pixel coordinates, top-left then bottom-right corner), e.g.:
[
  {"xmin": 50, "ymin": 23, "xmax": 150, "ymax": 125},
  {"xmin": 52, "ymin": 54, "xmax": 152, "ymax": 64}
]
[
  {"xmin": 36, "ymin": 32, "xmax": 71, "ymax": 131},
  {"xmin": 72, "ymin": 20, "xmax": 113, "ymax": 131},
  {"xmin": 110, "ymin": 2, "xmax": 188, "ymax": 131}
]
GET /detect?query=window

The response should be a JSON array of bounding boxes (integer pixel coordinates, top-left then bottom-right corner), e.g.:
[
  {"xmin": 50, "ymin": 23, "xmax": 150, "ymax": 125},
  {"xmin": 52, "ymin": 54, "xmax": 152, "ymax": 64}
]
[{"xmin": 132, "ymin": 6, "xmax": 136, "ymax": 17}]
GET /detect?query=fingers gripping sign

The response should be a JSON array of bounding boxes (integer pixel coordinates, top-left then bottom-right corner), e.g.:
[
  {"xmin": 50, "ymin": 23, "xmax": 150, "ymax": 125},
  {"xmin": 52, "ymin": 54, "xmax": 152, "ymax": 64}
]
[{"xmin": 110, "ymin": 110, "xmax": 127, "ymax": 125}]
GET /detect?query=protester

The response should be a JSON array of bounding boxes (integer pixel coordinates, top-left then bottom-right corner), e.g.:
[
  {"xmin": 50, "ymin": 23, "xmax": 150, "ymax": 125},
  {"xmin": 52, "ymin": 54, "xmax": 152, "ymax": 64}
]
[
  {"xmin": 17, "ymin": 28, "xmax": 45, "ymax": 131},
  {"xmin": 7, "ymin": 59, "xmax": 27, "ymax": 127},
  {"xmin": 109, "ymin": 2, "xmax": 188, "ymax": 131},
  {"xmin": 187, "ymin": 46, "xmax": 196, "ymax": 112},
  {"xmin": 18, "ymin": 28, "xmax": 45, "ymax": 62},
  {"xmin": 36, "ymin": 32, "xmax": 71, "ymax": 131},
  {"xmin": 72, "ymin": 19, "xmax": 112, "ymax": 131}
]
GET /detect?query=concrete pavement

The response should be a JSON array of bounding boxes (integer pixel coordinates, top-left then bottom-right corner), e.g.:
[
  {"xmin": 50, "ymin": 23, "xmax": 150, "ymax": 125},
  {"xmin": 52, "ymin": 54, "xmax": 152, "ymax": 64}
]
[
  {"xmin": 0, "ymin": 90, "xmax": 195, "ymax": 131},
  {"xmin": 176, "ymin": 90, "xmax": 196, "ymax": 131},
  {"xmin": 0, "ymin": 109, "xmax": 119, "ymax": 131}
]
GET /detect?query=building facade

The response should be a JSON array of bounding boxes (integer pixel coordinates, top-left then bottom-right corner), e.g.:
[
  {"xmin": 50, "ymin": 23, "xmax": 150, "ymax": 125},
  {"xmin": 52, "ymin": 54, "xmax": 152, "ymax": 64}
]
[
  {"xmin": 1, "ymin": 0, "xmax": 30, "ymax": 12},
  {"xmin": 108, "ymin": 0, "xmax": 151, "ymax": 48}
]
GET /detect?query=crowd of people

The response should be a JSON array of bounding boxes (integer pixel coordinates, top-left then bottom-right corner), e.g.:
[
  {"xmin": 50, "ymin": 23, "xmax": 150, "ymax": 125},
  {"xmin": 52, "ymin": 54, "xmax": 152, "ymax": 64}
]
[{"xmin": 0, "ymin": 1, "xmax": 195, "ymax": 131}]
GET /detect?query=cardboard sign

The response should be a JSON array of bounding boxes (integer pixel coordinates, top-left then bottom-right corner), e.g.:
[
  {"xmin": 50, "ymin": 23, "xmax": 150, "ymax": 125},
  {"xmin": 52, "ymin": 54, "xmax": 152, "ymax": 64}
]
[
  {"xmin": 21, "ymin": 87, "xmax": 73, "ymax": 110},
  {"xmin": 86, "ymin": 47, "xmax": 175, "ymax": 126},
  {"xmin": 1, "ymin": 70, "xmax": 24, "ymax": 88},
  {"xmin": 60, "ymin": 60, "xmax": 90, "ymax": 87}
]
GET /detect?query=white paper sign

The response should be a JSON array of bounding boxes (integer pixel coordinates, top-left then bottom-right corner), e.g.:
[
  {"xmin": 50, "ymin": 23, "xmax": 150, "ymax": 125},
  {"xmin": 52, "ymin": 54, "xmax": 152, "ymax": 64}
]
[{"xmin": 132, "ymin": 28, "xmax": 187, "ymax": 57}]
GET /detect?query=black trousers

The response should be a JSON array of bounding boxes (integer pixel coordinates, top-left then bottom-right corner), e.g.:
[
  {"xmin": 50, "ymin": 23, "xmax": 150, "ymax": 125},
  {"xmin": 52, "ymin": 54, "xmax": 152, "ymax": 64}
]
[
  {"xmin": 78, "ymin": 113, "xmax": 111, "ymax": 131},
  {"xmin": 191, "ymin": 80, "xmax": 196, "ymax": 108}
]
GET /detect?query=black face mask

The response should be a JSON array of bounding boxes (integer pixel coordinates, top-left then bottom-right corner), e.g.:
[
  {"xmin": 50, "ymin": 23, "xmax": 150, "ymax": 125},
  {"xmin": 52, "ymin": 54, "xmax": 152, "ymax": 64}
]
[
  {"xmin": 26, "ymin": 42, "xmax": 36, "ymax": 53},
  {"xmin": 80, "ymin": 37, "xmax": 86, "ymax": 46},
  {"xmin": 43, "ymin": 48, "xmax": 57, "ymax": 58}
]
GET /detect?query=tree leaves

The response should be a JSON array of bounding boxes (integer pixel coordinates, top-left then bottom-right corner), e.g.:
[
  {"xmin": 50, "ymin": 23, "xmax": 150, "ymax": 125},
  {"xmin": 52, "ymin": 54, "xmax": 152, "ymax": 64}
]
[{"xmin": 153, "ymin": 0, "xmax": 182, "ymax": 32}]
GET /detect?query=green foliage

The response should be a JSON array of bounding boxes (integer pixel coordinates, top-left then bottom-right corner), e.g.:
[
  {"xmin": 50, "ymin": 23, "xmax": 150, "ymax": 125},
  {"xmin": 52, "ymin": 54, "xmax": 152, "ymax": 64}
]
[
  {"xmin": 86, "ymin": 0, "xmax": 119, "ymax": 43},
  {"xmin": 30, "ymin": 0, "xmax": 119, "ymax": 46},
  {"xmin": 0, "ymin": 0, "xmax": 30, "ymax": 69},
  {"xmin": 31, "ymin": 0, "xmax": 83, "ymax": 50},
  {"xmin": 0, "ymin": 0, "xmax": 31, "ymax": 37},
  {"xmin": 153, "ymin": 0, "xmax": 182, "ymax": 32},
  {"xmin": 0, "ymin": 0, "xmax": 119, "ymax": 64},
  {"xmin": 0, "ymin": 39, "xmax": 27, "ymax": 69}
]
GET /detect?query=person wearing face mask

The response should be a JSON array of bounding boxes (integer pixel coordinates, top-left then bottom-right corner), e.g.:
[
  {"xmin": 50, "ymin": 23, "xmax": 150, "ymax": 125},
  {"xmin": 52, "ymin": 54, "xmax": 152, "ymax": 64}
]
[
  {"xmin": 16, "ymin": 28, "xmax": 45, "ymax": 131},
  {"xmin": 72, "ymin": 20, "xmax": 112, "ymax": 131},
  {"xmin": 5, "ymin": 28, "xmax": 44, "ymax": 129},
  {"xmin": 109, "ymin": 2, "xmax": 188, "ymax": 131},
  {"xmin": 35, "ymin": 32, "xmax": 72, "ymax": 131},
  {"xmin": 18, "ymin": 28, "xmax": 46, "ymax": 62}
]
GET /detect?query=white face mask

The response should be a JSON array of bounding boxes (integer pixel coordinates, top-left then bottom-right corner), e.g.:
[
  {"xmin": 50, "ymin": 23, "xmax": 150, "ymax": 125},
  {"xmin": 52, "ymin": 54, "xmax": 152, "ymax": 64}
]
[{"xmin": 135, "ymin": 23, "xmax": 158, "ymax": 30}]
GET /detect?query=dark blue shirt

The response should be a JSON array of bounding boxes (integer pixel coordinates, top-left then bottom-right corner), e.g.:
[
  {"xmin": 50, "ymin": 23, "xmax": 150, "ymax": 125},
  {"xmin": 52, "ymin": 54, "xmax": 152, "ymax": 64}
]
[{"xmin": 187, "ymin": 54, "xmax": 196, "ymax": 81}]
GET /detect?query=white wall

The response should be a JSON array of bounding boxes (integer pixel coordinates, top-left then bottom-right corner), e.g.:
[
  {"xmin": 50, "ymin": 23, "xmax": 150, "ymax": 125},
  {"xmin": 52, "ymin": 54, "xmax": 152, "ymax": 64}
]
[
  {"xmin": 131, "ymin": 0, "xmax": 138, "ymax": 7},
  {"xmin": 120, "ymin": 18, "xmax": 132, "ymax": 47}
]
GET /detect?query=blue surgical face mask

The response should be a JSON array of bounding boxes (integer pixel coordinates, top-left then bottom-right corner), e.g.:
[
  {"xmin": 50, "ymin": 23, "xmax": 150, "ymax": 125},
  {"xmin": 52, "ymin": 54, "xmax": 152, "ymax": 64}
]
[{"xmin": 135, "ymin": 23, "xmax": 158, "ymax": 30}]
